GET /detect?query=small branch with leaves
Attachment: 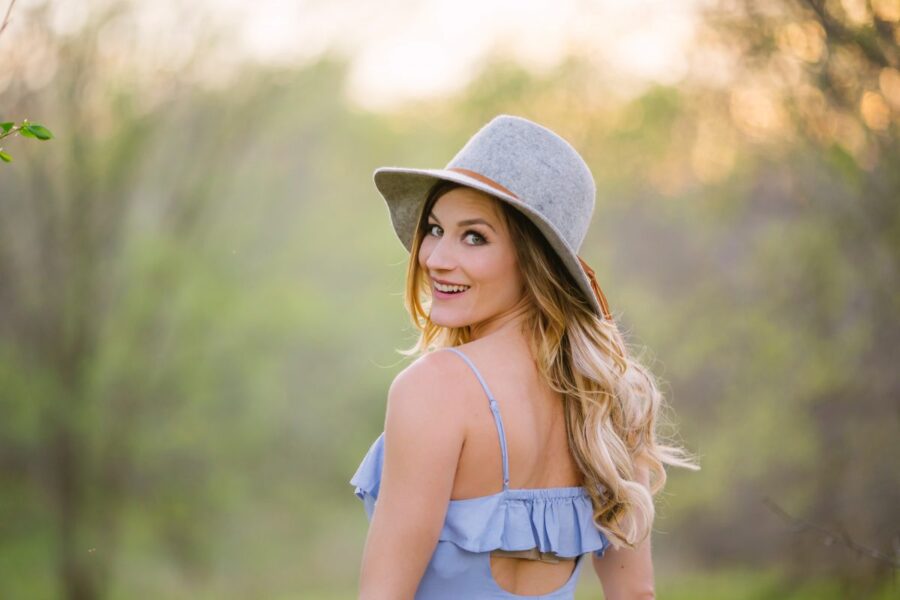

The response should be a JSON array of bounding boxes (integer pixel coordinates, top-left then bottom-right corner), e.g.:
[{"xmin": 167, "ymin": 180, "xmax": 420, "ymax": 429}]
[
  {"xmin": 1, "ymin": 1, "xmax": 54, "ymax": 164},
  {"xmin": 0, "ymin": 119, "xmax": 54, "ymax": 162}
]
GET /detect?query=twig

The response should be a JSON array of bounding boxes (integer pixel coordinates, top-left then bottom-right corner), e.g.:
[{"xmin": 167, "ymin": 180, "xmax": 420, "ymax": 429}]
[
  {"xmin": 0, "ymin": 124, "xmax": 22, "ymax": 141},
  {"xmin": 0, "ymin": 125, "xmax": 22, "ymax": 140},
  {"xmin": 763, "ymin": 496, "xmax": 900, "ymax": 570},
  {"xmin": 0, "ymin": 0, "xmax": 15, "ymax": 38}
]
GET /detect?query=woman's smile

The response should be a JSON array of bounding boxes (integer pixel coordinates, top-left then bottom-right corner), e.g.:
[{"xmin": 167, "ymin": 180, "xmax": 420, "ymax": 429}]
[
  {"xmin": 433, "ymin": 280, "xmax": 471, "ymax": 298},
  {"xmin": 433, "ymin": 278, "xmax": 471, "ymax": 298}
]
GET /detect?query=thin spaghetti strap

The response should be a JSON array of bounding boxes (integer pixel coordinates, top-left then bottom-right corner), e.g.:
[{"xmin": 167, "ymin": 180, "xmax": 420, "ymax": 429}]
[{"xmin": 443, "ymin": 347, "xmax": 511, "ymax": 490}]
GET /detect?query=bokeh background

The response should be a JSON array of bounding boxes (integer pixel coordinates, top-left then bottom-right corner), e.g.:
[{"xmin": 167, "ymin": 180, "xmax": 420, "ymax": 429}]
[{"xmin": 1, "ymin": 0, "xmax": 898, "ymax": 598}]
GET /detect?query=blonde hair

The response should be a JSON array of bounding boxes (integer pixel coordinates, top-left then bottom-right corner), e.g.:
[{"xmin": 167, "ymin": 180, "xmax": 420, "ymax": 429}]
[{"xmin": 398, "ymin": 180, "xmax": 700, "ymax": 549}]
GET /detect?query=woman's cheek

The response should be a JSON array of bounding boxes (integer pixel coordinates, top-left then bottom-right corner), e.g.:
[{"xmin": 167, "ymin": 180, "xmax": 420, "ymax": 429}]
[{"xmin": 418, "ymin": 240, "xmax": 434, "ymax": 265}]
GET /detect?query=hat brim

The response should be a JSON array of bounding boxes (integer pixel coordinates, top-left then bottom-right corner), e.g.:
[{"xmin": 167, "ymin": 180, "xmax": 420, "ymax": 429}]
[{"xmin": 373, "ymin": 167, "xmax": 604, "ymax": 318}]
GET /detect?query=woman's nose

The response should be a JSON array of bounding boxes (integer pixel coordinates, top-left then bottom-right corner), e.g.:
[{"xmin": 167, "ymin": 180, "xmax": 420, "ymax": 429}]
[{"xmin": 424, "ymin": 236, "xmax": 456, "ymax": 271}]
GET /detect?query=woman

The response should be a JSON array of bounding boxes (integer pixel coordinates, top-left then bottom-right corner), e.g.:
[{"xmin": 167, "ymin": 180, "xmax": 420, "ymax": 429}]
[{"xmin": 350, "ymin": 115, "xmax": 699, "ymax": 599}]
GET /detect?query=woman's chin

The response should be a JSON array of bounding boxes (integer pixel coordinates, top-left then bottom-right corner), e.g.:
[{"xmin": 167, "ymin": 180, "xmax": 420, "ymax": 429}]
[{"xmin": 428, "ymin": 309, "xmax": 472, "ymax": 329}]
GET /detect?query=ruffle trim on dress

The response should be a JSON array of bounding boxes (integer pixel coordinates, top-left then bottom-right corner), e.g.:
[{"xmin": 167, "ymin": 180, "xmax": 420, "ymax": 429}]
[{"xmin": 349, "ymin": 432, "xmax": 611, "ymax": 559}]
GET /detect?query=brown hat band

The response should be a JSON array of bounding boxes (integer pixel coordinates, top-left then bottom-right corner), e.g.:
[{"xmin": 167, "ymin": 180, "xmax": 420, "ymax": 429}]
[
  {"xmin": 447, "ymin": 167, "xmax": 520, "ymax": 199},
  {"xmin": 577, "ymin": 256, "xmax": 613, "ymax": 321}
]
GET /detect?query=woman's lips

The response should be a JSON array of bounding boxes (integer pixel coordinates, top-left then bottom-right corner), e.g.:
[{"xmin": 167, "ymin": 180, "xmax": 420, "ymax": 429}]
[{"xmin": 433, "ymin": 283, "xmax": 470, "ymax": 299}]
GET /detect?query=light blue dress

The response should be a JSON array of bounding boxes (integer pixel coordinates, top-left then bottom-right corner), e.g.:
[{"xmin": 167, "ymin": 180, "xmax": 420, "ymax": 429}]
[{"xmin": 350, "ymin": 346, "xmax": 611, "ymax": 599}]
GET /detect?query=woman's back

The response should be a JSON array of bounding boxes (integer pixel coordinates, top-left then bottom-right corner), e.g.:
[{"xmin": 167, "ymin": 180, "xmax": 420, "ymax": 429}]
[
  {"xmin": 449, "ymin": 335, "xmax": 589, "ymax": 595},
  {"xmin": 448, "ymin": 334, "xmax": 584, "ymax": 499},
  {"xmin": 350, "ymin": 334, "xmax": 610, "ymax": 598}
]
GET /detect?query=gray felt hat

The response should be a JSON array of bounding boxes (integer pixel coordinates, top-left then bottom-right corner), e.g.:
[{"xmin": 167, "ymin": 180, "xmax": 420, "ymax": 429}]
[{"xmin": 372, "ymin": 114, "xmax": 612, "ymax": 320}]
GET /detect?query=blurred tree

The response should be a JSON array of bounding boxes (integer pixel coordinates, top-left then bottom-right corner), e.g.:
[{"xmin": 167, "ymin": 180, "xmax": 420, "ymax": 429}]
[
  {"xmin": 0, "ymin": 1, "xmax": 313, "ymax": 598},
  {"xmin": 696, "ymin": 0, "xmax": 900, "ymax": 592},
  {"xmin": 0, "ymin": 0, "xmax": 409, "ymax": 595}
]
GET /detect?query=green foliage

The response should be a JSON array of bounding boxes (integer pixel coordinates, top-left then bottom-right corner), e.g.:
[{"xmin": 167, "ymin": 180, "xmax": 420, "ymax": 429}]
[
  {"xmin": 0, "ymin": 119, "xmax": 54, "ymax": 163},
  {"xmin": 18, "ymin": 122, "xmax": 53, "ymax": 140}
]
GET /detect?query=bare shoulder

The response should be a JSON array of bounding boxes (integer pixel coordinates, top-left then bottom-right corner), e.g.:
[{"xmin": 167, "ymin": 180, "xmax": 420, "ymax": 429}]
[
  {"xmin": 385, "ymin": 349, "xmax": 472, "ymax": 428},
  {"xmin": 391, "ymin": 348, "xmax": 470, "ymax": 397}
]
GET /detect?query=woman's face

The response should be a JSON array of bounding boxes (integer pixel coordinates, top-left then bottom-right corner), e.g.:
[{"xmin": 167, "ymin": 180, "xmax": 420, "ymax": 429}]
[{"xmin": 418, "ymin": 186, "xmax": 526, "ymax": 336}]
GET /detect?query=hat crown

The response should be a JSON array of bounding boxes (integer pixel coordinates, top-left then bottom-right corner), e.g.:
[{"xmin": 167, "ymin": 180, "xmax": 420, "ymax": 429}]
[{"xmin": 445, "ymin": 114, "xmax": 596, "ymax": 252}]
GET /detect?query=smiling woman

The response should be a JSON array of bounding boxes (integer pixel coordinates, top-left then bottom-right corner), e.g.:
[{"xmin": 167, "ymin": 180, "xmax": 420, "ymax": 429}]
[
  {"xmin": 350, "ymin": 114, "xmax": 699, "ymax": 599},
  {"xmin": 418, "ymin": 185, "xmax": 524, "ymax": 334}
]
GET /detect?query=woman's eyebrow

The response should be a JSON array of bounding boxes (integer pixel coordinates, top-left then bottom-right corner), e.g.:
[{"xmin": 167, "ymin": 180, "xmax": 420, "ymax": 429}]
[{"xmin": 429, "ymin": 213, "xmax": 497, "ymax": 233}]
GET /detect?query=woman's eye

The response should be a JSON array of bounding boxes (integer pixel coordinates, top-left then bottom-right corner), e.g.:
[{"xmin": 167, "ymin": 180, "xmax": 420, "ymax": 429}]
[
  {"xmin": 464, "ymin": 231, "xmax": 486, "ymax": 245},
  {"xmin": 426, "ymin": 224, "xmax": 486, "ymax": 245}
]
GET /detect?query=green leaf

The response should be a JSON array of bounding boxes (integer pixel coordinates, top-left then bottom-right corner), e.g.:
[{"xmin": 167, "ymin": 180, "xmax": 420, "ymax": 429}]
[
  {"xmin": 19, "ymin": 126, "xmax": 36, "ymax": 139},
  {"xmin": 0, "ymin": 151, "xmax": 12, "ymax": 163},
  {"xmin": 27, "ymin": 124, "xmax": 53, "ymax": 140},
  {"xmin": 0, "ymin": 122, "xmax": 13, "ymax": 133}
]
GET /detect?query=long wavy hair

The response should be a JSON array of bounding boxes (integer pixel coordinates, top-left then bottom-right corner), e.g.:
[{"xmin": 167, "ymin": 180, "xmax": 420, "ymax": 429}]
[{"xmin": 397, "ymin": 179, "xmax": 700, "ymax": 549}]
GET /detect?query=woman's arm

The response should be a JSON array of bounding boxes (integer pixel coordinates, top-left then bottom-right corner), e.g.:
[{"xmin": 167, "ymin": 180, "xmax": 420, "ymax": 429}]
[
  {"xmin": 591, "ymin": 463, "xmax": 656, "ymax": 600},
  {"xmin": 357, "ymin": 353, "xmax": 467, "ymax": 600}
]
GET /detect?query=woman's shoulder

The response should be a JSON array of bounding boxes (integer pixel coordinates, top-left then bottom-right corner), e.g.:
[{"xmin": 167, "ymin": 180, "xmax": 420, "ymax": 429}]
[
  {"xmin": 398, "ymin": 346, "xmax": 466, "ymax": 380},
  {"xmin": 388, "ymin": 342, "xmax": 510, "ymax": 407},
  {"xmin": 383, "ymin": 349, "xmax": 477, "ymax": 435},
  {"xmin": 405, "ymin": 339, "xmax": 521, "ymax": 377},
  {"xmin": 389, "ymin": 347, "xmax": 473, "ymax": 400}
]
